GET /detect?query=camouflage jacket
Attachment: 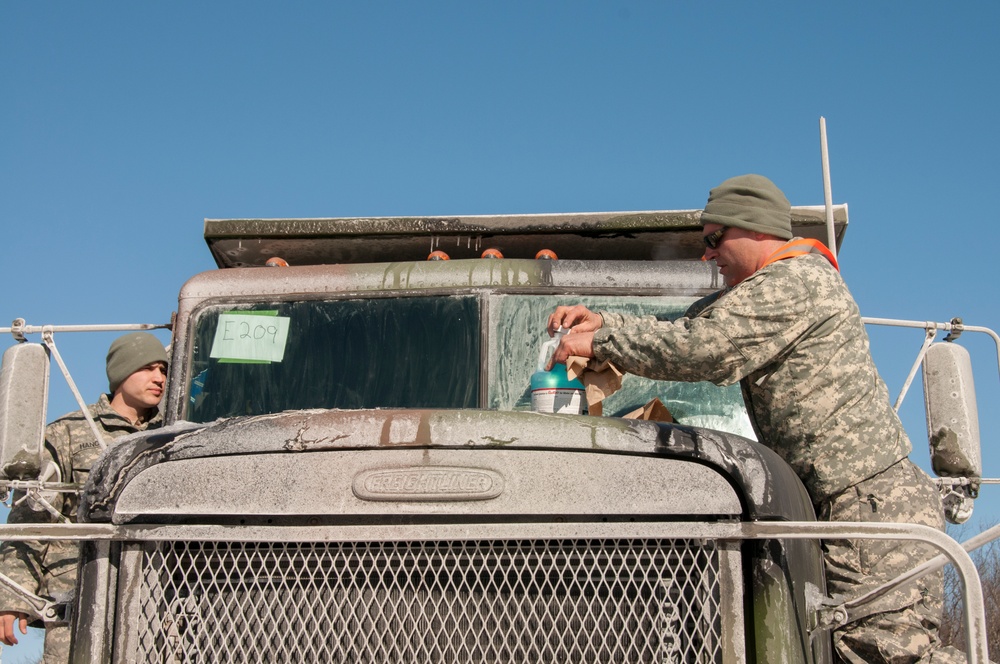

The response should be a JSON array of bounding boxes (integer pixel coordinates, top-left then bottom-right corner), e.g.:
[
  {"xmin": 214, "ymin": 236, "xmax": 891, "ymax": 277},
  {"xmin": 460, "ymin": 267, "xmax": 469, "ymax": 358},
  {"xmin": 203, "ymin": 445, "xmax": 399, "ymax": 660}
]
[
  {"xmin": 593, "ymin": 252, "xmax": 910, "ymax": 504},
  {"xmin": 0, "ymin": 394, "xmax": 162, "ymax": 616}
]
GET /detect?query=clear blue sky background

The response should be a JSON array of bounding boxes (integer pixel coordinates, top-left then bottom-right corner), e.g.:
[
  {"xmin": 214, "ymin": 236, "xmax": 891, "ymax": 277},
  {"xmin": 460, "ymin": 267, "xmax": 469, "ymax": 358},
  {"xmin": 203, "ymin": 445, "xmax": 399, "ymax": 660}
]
[{"xmin": 2, "ymin": 2, "xmax": 999, "ymax": 659}]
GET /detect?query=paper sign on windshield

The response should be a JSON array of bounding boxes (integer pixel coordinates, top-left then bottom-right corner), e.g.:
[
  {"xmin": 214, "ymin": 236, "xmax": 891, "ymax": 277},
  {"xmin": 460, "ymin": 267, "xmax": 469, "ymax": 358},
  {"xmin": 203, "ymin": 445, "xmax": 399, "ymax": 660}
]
[{"xmin": 210, "ymin": 312, "xmax": 290, "ymax": 363}]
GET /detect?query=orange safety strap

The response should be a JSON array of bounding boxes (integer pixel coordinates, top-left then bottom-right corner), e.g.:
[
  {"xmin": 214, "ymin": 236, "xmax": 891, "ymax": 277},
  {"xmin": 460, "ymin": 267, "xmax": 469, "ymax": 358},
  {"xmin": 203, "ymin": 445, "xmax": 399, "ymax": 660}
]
[{"xmin": 760, "ymin": 238, "xmax": 839, "ymax": 272}]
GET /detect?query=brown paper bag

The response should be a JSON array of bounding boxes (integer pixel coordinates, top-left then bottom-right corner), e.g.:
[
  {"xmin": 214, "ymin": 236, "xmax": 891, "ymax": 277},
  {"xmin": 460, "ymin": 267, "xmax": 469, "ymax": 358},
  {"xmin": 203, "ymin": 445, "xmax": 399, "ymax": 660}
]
[
  {"xmin": 565, "ymin": 356, "xmax": 624, "ymax": 417},
  {"xmin": 622, "ymin": 397, "xmax": 675, "ymax": 423}
]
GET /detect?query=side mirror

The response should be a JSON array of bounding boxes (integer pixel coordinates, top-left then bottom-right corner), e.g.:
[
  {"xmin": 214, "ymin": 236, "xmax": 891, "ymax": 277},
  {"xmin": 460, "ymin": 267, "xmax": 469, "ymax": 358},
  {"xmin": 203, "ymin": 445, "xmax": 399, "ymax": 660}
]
[
  {"xmin": 923, "ymin": 342, "xmax": 980, "ymax": 523},
  {"xmin": 0, "ymin": 343, "xmax": 50, "ymax": 480}
]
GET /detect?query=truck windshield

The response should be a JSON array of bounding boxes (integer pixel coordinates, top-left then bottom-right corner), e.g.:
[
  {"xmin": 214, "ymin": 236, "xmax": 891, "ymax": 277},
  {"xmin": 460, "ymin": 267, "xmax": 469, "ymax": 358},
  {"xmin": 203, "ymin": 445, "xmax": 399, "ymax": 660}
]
[
  {"xmin": 186, "ymin": 296, "xmax": 480, "ymax": 422},
  {"xmin": 185, "ymin": 292, "xmax": 753, "ymax": 440},
  {"xmin": 488, "ymin": 294, "xmax": 755, "ymax": 440}
]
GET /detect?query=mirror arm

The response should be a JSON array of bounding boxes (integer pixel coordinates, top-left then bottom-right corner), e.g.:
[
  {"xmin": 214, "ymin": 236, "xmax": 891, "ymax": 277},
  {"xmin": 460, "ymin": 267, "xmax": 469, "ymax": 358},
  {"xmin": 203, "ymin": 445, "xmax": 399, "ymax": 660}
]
[
  {"xmin": 893, "ymin": 325, "xmax": 938, "ymax": 413},
  {"xmin": 0, "ymin": 570, "xmax": 63, "ymax": 623},
  {"xmin": 40, "ymin": 329, "xmax": 108, "ymax": 451}
]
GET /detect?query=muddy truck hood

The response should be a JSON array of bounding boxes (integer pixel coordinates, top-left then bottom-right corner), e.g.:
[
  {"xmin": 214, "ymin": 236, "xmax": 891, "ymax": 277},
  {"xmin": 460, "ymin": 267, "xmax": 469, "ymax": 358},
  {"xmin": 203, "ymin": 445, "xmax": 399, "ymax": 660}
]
[{"xmin": 79, "ymin": 409, "xmax": 814, "ymax": 524}]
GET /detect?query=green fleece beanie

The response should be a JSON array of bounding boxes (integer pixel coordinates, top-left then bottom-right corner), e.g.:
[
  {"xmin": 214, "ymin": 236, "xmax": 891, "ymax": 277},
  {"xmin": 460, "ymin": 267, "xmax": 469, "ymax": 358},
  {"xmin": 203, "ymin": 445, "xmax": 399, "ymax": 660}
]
[
  {"xmin": 106, "ymin": 332, "xmax": 169, "ymax": 392},
  {"xmin": 701, "ymin": 174, "xmax": 793, "ymax": 240}
]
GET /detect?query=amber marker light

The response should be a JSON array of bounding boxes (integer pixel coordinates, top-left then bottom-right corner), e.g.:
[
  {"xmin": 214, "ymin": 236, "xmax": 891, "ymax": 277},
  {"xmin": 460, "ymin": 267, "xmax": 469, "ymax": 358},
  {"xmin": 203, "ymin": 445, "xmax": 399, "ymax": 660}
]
[
  {"xmin": 427, "ymin": 250, "xmax": 450, "ymax": 261},
  {"xmin": 265, "ymin": 257, "xmax": 289, "ymax": 267},
  {"xmin": 535, "ymin": 249, "xmax": 558, "ymax": 260},
  {"xmin": 481, "ymin": 248, "xmax": 504, "ymax": 259}
]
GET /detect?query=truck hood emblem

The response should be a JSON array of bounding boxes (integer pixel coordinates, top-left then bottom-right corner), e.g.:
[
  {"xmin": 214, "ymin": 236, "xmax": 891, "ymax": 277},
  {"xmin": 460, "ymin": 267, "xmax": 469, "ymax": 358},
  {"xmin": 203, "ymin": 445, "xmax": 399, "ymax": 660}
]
[{"xmin": 353, "ymin": 466, "xmax": 504, "ymax": 502}]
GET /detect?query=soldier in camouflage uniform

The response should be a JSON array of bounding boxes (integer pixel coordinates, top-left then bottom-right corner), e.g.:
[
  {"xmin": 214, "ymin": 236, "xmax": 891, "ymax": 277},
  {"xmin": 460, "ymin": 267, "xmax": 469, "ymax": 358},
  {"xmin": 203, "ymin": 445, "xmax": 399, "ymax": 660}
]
[
  {"xmin": 0, "ymin": 332, "xmax": 168, "ymax": 663},
  {"xmin": 548, "ymin": 174, "xmax": 965, "ymax": 663}
]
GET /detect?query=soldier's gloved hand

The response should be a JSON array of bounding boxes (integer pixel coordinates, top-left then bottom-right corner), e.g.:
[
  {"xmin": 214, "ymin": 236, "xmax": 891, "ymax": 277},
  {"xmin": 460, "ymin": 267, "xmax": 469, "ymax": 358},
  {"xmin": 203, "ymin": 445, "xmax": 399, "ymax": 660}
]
[
  {"xmin": 0, "ymin": 611, "xmax": 29, "ymax": 646},
  {"xmin": 547, "ymin": 305, "xmax": 603, "ymax": 336}
]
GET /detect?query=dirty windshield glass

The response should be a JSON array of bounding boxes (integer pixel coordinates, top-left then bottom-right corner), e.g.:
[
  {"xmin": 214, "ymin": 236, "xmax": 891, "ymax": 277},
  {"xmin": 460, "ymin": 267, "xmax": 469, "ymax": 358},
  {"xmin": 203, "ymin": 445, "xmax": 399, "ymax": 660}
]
[
  {"xmin": 186, "ymin": 296, "xmax": 479, "ymax": 422},
  {"xmin": 489, "ymin": 294, "xmax": 755, "ymax": 440}
]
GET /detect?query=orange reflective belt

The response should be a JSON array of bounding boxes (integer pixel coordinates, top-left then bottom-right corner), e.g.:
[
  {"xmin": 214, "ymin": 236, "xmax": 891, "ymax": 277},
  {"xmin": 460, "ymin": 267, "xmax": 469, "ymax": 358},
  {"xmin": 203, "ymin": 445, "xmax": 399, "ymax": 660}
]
[{"xmin": 760, "ymin": 238, "xmax": 839, "ymax": 272}]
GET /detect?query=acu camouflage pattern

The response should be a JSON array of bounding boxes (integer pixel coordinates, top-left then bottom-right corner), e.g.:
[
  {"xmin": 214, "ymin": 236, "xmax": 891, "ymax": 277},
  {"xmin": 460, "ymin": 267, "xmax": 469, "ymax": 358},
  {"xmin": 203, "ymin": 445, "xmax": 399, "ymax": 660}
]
[
  {"xmin": 825, "ymin": 459, "xmax": 965, "ymax": 663},
  {"xmin": 592, "ymin": 250, "xmax": 961, "ymax": 663},
  {"xmin": 594, "ymin": 251, "xmax": 910, "ymax": 504},
  {"xmin": 0, "ymin": 394, "xmax": 162, "ymax": 662}
]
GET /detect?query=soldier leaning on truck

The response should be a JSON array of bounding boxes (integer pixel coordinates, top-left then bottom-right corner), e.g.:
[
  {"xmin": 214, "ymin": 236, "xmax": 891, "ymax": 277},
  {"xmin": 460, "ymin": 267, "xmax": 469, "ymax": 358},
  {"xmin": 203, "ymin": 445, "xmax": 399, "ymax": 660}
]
[
  {"xmin": 0, "ymin": 332, "xmax": 167, "ymax": 663},
  {"xmin": 548, "ymin": 174, "xmax": 966, "ymax": 664}
]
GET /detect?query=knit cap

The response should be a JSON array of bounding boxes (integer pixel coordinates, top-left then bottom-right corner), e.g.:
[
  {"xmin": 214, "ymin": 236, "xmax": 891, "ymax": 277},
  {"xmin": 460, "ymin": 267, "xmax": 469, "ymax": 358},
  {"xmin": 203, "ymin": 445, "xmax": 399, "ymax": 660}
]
[
  {"xmin": 701, "ymin": 174, "xmax": 793, "ymax": 240},
  {"xmin": 106, "ymin": 332, "xmax": 169, "ymax": 392}
]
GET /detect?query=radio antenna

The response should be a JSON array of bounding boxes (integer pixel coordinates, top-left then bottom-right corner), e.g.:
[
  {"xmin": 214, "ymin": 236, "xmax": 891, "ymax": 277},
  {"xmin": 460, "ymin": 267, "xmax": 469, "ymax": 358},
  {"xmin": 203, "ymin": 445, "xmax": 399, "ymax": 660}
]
[{"xmin": 819, "ymin": 117, "xmax": 838, "ymax": 260}]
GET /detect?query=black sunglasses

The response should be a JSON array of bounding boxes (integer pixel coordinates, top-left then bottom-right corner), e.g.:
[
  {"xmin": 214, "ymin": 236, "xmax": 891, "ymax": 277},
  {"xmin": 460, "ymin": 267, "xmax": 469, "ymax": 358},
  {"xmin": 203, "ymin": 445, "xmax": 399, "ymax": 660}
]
[{"xmin": 702, "ymin": 227, "xmax": 730, "ymax": 250}]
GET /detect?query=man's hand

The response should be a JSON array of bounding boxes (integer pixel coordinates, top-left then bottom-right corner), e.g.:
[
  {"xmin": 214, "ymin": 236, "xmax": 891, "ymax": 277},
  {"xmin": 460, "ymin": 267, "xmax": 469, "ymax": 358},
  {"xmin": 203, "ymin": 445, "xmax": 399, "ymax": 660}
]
[
  {"xmin": 0, "ymin": 611, "xmax": 29, "ymax": 646},
  {"xmin": 548, "ymin": 331, "xmax": 595, "ymax": 369},
  {"xmin": 547, "ymin": 305, "xmax": 603, "ymax": 336}
]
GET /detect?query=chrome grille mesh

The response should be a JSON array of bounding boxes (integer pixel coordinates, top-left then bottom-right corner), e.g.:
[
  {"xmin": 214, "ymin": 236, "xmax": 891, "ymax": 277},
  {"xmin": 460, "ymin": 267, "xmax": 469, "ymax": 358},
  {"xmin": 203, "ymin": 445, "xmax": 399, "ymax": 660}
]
[{"xmin": 128, "ymin": 538, "xmax": 723, "ymax": 663}]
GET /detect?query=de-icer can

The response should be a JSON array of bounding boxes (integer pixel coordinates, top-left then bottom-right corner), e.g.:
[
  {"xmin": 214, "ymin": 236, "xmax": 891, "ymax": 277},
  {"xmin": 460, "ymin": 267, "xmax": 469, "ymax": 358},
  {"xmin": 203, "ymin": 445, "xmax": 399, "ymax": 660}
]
[{"xmin": 530, "ymin": 364, "xmax": 587, "ymax": 414}]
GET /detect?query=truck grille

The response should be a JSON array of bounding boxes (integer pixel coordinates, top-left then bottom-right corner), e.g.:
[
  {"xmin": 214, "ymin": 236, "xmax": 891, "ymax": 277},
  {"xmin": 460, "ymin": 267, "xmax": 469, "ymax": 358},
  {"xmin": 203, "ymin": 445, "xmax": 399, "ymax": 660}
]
[{"xmin": 129, "ymin": 539, "xmax": 724, "ymax": 663}]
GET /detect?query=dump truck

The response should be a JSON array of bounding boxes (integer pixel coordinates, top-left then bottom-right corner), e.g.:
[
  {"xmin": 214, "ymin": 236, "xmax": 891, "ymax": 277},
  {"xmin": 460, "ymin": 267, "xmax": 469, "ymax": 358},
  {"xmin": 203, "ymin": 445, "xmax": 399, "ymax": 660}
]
[{"xmin": 0, "ymin": 205, "xmax": 993, "ymax": 662}]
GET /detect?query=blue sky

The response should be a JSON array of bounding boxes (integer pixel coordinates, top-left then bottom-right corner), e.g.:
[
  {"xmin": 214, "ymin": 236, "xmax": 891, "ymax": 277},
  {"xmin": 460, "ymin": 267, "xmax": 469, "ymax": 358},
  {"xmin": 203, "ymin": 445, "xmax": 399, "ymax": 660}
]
[{"xmin": 2, "ymin": 2, "xmax": 999, "ymax": 659}]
